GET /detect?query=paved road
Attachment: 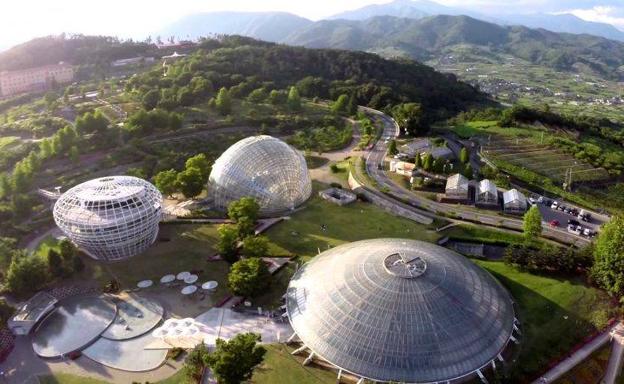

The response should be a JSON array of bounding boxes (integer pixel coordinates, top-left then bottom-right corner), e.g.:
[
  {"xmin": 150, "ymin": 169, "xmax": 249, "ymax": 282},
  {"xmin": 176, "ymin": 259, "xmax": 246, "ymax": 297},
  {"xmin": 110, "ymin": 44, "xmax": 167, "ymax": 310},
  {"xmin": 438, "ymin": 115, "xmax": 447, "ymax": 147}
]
[{"xmin": 362, "ymin": 108, "xmax": 590, "ymax": 246}]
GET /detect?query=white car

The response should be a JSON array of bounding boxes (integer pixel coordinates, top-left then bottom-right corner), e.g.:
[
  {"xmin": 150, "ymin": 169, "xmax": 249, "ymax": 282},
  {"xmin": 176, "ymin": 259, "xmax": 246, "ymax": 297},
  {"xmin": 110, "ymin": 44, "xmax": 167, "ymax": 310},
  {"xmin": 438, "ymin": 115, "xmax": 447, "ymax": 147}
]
[
  {"xmin": 567, "ymin": 224, "xmax": 576, "ymax": 233},
  {"xmin": 551, "ymin": 202, "xmax": 559, "ymax": 210}
]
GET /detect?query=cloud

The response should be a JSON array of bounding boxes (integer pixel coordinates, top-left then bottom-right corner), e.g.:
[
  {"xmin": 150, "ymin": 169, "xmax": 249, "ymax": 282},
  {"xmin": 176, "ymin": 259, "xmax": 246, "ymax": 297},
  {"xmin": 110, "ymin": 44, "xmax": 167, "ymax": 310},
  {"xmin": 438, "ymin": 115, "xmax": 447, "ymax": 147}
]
[{"xmin": 567, "ymin": 5, "xmax": 624, "ymax": 30}]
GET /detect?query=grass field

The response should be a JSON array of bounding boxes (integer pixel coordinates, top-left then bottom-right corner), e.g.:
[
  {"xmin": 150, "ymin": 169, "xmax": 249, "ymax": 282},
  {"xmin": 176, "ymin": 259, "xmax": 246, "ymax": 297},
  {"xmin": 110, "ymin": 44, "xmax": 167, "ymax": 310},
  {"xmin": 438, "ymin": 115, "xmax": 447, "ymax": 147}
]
[
  {"xmin": 0, "ymin": 136, "xmax": 19, "ymax": 150},
  {"xmin": 475, "ymin": 260, "xmax": 615, "ymax": 382},
  {"xmin": 252, "ymin": 344, "xmax": 337, "ymax": 384},
  {"xmin": 38, "ymin": 374, "xmax": 110, "ymax": 384}
]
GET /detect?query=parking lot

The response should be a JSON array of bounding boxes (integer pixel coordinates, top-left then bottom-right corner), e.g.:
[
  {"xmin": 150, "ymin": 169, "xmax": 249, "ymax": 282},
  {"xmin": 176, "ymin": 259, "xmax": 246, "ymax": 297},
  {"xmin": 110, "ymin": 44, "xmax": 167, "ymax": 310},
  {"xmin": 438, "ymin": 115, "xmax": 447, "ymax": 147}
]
[{"xmin": 535, "ymin": 199, "xmax": 605, "ymax": 237}]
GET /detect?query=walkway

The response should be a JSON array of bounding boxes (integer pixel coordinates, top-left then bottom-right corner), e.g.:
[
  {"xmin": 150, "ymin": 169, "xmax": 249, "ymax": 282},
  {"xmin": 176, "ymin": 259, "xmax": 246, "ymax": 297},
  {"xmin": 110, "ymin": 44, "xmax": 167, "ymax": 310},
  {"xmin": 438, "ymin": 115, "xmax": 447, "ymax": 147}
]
[
  {"xmin": 531, "ymin": 322, "xmax": 621, "ymax": 384},
  {"xmin": 604, "ymin": 324, "xmax": 624, "ymax": 384}
]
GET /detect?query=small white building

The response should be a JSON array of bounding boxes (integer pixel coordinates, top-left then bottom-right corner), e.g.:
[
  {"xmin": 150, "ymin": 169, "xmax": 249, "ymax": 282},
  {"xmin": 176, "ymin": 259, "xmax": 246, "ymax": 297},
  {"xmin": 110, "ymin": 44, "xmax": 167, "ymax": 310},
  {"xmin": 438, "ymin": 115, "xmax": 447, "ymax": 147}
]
[
  {"xmin": 389, "ymin": 159, "xmax": 416, "ymax": 176},
  {"xmin": 445, "ymin": 174, "xmax": 470, "ymax": 200},
  {"xmin": 503, "ymin": 189, "xmax": 527, "ymax": 214},
  {"xmin": 476, "ymin": 179, "xmax": 498, "ymax": 205}
]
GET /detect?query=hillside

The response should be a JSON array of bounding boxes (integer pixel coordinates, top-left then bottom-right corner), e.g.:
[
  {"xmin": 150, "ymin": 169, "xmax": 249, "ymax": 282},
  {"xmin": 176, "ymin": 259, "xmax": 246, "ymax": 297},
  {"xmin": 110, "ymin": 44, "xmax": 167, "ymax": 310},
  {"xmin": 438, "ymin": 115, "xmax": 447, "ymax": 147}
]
[
  {"xmin": 0, "ymin": 35, "xmax": 156, "ymax": 71},
  {"xmin": 158, "ymin": 12, "xmax": 312, "ymax": 43},
  {"xmin": 284, "ymin": 15, "xmax": 624, "ymax": 81}
]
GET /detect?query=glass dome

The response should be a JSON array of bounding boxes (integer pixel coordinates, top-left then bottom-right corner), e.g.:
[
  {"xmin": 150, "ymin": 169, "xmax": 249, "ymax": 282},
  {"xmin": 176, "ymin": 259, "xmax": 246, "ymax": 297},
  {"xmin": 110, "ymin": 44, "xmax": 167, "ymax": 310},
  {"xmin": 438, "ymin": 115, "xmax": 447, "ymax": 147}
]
[
  {"xmin": 208, "ymin": 135, "xmax": 312, "ymax": 217},
  {"xmin": 53, "ymin": 176, "xmax": 162, "ymax": 261},
  {"xmin": 286, "ymin": 239, "xmax": 516, "ymax": 383}
]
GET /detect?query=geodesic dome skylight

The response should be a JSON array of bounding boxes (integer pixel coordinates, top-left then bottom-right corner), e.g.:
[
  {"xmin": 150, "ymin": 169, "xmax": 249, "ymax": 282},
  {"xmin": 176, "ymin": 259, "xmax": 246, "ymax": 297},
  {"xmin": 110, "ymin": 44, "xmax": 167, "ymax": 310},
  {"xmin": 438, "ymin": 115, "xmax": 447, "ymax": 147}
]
[
  {"xmin": 53, "ymin": 176, "xmax": 162, "ymax": 261},
  {"xmin": 286, "ymin": 239, "xmax": 516, "ymax": 383},
  {"xmin": 208, "ymin": 135, "xmax": 312, "ymax": 217}
]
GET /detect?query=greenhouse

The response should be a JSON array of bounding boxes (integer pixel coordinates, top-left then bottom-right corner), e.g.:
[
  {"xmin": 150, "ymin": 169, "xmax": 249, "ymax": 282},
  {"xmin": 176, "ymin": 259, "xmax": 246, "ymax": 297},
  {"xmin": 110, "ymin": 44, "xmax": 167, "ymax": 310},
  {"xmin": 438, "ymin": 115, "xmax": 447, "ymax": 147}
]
[
  {"xmin": 476, "ymin": 179, "xmax": 499, "ymax": 205},
  {"xmin": 208, "ymin": 135, "xmax": 312, "ymax": 217},
  {"xmin": 503, "ymin": 189, "xmax": 528, "ymax": 214},
  {"xmin": 445, "ymin": 173, "xmax": 470, "ymax": 200},
  {"xmin": 53, "ymin": 176, "xmax": 163, "ymax": 261},
  {"xmin": 285, "ymin": 239, "xmax": 518, "ymax": 384}
]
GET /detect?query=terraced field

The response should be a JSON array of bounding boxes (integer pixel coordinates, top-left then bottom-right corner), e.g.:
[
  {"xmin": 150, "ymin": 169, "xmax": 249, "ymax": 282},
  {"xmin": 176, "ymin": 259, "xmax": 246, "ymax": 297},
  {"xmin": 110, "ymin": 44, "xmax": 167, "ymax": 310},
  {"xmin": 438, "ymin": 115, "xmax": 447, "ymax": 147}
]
[{"xmin": 482, "ymin": 136, "xmax": 611, "ymax": 184}]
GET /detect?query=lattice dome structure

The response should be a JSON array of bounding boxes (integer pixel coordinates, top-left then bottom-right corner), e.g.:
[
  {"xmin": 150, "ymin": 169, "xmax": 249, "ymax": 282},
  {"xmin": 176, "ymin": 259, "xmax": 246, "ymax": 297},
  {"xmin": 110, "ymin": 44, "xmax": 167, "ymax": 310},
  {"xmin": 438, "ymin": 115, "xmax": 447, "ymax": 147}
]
[
  {"xmin": 208, "ymin": 135, "xmax": 312, "ymax": 216},
  {"xmin": 286, "ymin": 239, "xmax": 518, "ymax": 384},
  {"xmin": 53, "ymin": 176, "xmax": 163, "ymax": 261}
]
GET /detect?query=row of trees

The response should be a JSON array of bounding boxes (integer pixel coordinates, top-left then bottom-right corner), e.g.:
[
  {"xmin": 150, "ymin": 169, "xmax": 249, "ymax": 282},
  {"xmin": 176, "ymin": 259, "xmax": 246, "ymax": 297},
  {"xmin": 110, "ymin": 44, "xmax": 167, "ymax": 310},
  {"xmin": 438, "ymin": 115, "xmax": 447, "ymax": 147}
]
[{"xmin": 153, "ymin": 153, "xmax": 211, "ymax": 199}]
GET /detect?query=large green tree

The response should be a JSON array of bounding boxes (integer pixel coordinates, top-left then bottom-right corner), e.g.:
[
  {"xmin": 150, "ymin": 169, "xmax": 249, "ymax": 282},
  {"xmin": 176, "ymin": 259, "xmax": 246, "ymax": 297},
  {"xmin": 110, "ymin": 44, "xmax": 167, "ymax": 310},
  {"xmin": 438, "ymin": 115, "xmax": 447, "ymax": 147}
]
[
  {"xmin": 227, "ymin": 197, "xmax": 260, "ymax": 223},
  {"xmin": 287, "ymin": 86, "xmax": 301, "ymax": 111},
  {"xmin": 153, "ymin": 169, "xmax": 178, "ymax": 197},
  {"xmin": 392, "ymin": 103, "xmax": 429, "ymax": 136},
  {"xmin": 217, "ymin": 225, "xmax": 240, "ymax": 263},
  {"xmin": 387, "ymin": 139, "xmax": 398, "ymax": 156},
  {"xmin": 591, "ymin": 215, "xmax": 624, "ymax": 296},
  {"xmin": 185, "ymin": 153, "xmax": 211, "ymax": 182},
  {"xmin": 6, "ymin": 252, "xmax": 49, "ymax": 295},
  {"xmin": 184, "ymin": 342, "xmax": 210, "ymax": 382},
  {"xmin": 331, "ymin": 94, "xmax": 349, "ymax": 115},
  {"xmin": 176, "ymin": 167, "xmax": 204, "ymax": 198},
  {"xmin": 206, "ymin": 333, "xmax": 267, "ymax": 384},
  {"xmin": 227, "ymin": 258, "xmax": 271, "ymax": 297},
  {"xmin": 142, "ymin": 89, "xmax": 160, "ymax": 110},
  {"xmin": 241, "ymin": 236, "xmax": 269, "ymax": 258},
  {"xmin": 460, "ymin": 147, "xmax": 469, "ymax": 164},
  {"xmin": 523, "ymin": 205, "xmax": 543, "ymax": 242}
]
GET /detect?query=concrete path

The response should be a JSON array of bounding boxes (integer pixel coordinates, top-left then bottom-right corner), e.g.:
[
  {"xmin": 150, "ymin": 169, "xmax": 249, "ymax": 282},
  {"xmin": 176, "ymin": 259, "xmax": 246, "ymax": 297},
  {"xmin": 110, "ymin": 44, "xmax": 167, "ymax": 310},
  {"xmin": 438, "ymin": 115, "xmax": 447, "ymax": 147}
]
[
  {"xmin": 531, "ymin": 322, "xmax": 621, "ymax": 384},
  {"xmin": 604, "ymin": 324, "xmax": 624, "ymax": 384}
]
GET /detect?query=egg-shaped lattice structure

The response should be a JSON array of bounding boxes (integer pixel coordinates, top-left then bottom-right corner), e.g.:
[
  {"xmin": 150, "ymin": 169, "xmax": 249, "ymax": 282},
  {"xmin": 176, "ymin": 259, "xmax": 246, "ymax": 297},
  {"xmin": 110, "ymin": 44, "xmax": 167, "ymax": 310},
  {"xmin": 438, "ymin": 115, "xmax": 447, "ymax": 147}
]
[
  {"xmin": 286, "ymin": 239, "xmax": 517, "ymax": 384},
  {"xmin": 53, "ymin": 176, "xmax": 163, "ymax": 261},
  {"xmin": 208, "ymin": 135, "xmax": 312, "ymax": 217}
]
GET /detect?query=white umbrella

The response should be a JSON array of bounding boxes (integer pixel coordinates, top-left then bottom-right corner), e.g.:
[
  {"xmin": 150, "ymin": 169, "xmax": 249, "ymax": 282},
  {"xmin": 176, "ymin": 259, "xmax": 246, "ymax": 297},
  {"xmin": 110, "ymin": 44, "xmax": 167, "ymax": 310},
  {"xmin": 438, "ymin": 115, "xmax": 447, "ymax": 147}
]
[
  {"xmin": 181, "ymin": 318, "xmax": 195, "ymax": 328},
  {"xmin": 137, "ymin": 280, "xmax": 153, "ymax": 288},
  {"xmin": 182, "ymin": 325, "xmax": 199, "ymax": 337},
  {"xmin": 160, "ymin": 274, "xmax": 175, "ymax": 284},
  {"xmin": 181, "ymin": 285, "xmax": 197, "ymax": 295},
  {"xmin": 163, "ymin": 319, "xmax": 180, "ymax": 329},
  {"xmin": 170, "ymin": 327, "xmax": 184, "ymax": 337},
  {"xmin": 176, "ymin": 271, "xmax": 190, "ymax": 280},
  {"xmin": 202, "ymin": 281, "xmax": 218, "ymax": 290},
  {"xmin": 152, "ymin": 328, "xmax": 169, "ymax": 338},
  {"xmin": 184, "ymin": 274, "xmax": 198, "ymax": 284}
]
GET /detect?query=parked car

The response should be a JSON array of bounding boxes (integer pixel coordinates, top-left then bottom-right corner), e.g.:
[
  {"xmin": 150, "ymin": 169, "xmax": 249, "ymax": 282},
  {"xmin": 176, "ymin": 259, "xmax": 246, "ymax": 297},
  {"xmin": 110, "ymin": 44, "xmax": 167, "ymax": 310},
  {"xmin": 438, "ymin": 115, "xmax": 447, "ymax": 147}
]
[
  {"xmin": 557, "ymin": 205, "xmax": 566, "ymax": 211},
  {"xmin": 578, "ymin": 209, "xmax": 591, "ymax": 222},
  {"xmin": 582, "ymin": 228, "xmax": 594, "ymax": 237},
  {"xmin": 573, "ymin": 226, "xmax": 583, "ymax": 236},
  {"xmin": 551, "ymin": 201, "xmax": 559, "ymax": 210},
  {"xmin": 568, "ymin": 219, "xmax": 580, "ymax": 226},
  {"xmin": 528, "ymin": 197, "xmax": 537, "ymax": 205},
  {"xmin": 549, "ymin": 220, "xmax": 559, "ymax": 227},
  {"xmin": 564, "ymin": 207, "xmax": 572, "ymax": 214},
  {"xmin": 537, "ymin": 196, "xmax": 544, "ymax": 204},
  {"xmin": 570, "ymin": 208, "xmax": 579, "ymax": 216},
  {"xmin": 567, "ymin": 224, "xmax": 576, "ymax": 233}
]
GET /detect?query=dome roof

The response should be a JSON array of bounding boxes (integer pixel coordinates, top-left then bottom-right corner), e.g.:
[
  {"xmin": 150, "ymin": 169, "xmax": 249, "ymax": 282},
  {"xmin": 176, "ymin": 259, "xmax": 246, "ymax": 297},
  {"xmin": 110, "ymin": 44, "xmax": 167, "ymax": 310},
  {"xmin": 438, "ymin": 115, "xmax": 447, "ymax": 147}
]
[
  {"xmin": 208, "ymin": 135, "xmax": 312, "ymax": 216},
  {"xmin": 53, "ymin": 176, "xmax": 162, "ymax": 261},
  {"xmin": 286, "ymin": 239, "xmax": 515, "ymax": 383}
]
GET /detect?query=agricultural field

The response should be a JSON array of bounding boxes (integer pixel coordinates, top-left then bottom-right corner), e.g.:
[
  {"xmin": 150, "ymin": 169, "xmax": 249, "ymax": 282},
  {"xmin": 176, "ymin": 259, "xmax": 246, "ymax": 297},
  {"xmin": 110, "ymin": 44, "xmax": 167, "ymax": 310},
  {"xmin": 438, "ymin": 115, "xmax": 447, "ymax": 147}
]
[{"xmin": 482, "ymin": 136, "xmax": 611, "ymax": 184}]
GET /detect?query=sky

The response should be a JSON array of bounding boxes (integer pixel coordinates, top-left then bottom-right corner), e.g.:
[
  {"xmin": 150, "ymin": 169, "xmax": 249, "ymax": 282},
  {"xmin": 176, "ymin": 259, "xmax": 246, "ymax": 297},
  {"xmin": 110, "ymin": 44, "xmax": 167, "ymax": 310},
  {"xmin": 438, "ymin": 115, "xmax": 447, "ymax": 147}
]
[{"xmin": 1, "ymin": 0, "xmax": 623, "ymax": 49}]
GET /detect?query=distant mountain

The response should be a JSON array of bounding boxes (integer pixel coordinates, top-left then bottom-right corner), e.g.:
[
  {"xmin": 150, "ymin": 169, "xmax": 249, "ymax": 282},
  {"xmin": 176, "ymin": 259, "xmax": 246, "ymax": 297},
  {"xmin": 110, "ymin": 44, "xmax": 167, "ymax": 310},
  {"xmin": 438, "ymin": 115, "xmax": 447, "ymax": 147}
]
[
  {"xmin": 284, "ymin": 15, "xmax": 624, "ymax": 80},
  {"xmin": 497, "ymin": 13, "xmax": 624, "ymax": 42},
  {"xmin": 325, "ymin": 0, "xmax": 624, "ymax": 42},
  {"xmin": 158, "ymin": 11, "xmax": 312, "ymax": 43}
]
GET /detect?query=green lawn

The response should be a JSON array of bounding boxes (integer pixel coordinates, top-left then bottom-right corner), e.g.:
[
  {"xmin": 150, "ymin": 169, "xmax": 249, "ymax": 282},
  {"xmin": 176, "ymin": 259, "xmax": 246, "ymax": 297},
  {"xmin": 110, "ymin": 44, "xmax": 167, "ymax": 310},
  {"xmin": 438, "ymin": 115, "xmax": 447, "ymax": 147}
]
[
  {"xmin": 444, "ymin": 224, "xmax": 527, "ymax": 246},
  {"xmin": 84, "ymin": 224, "xmax": 229, "ymax": 290},
  {"xmin": 38, "ymin": 373, "xmax": 110, "ymax": 384},
  {"xmin": 475, "ymin": 260, "xmax": 615, "ymax": 382},
  {"xmin": 34, "ymin": 235, "xmax": 61, "ymax": 258},
  {"xmin": 252, "ymin": 344, "xmax": 337, "ymax": 384},
  {"xmin": 264, "ymin": 191, "xmax": 440, "ymax": 260}
]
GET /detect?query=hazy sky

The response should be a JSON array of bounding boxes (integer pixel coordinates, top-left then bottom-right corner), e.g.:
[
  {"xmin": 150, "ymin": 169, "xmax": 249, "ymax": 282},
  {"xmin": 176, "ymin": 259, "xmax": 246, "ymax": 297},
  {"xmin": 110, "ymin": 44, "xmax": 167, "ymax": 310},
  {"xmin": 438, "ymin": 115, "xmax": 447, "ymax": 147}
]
[{"xmin": 1, "ymin": 0, "xmax": 623, "ymax": 49}]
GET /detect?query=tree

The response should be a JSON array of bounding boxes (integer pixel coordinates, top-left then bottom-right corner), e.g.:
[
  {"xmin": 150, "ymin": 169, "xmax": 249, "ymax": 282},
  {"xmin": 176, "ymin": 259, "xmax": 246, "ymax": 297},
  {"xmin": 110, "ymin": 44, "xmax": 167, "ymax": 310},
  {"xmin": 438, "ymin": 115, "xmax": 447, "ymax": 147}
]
[
  {"xmin": 331, "ymin": 94, "xmax": 349, "ymax": 115},
  {"xmin": 184, "ymin": 342, "xmax": 211, "ymax": 382},
  {"xmin": 0, "ymin": 299, "xmax": 14, "ymax": 325},
  {"xmin": 227, "ymin": 197, "xmax": 260, "ymax": 223},
  {"xmin": 72, "ymin": 254, "xmax": 85, "ymax": 272},
  {"xmin": 6, "ymin": 253, "xmax": 48, "ymax": 294},
  {"xmin": 247, "ymin": 88, "xmax": 267, "ymax": 103},
  {"xmin": 216, "ymin": 87, "xmax": 232, "ymax": 115},
  {"xmin": 422, "ymin": 153, "xmax": 433, "ymax": 172},
  {"xmin": 591, "ymin": 215, "xmax": 624, "ymax": 296},
  {"xmin": 44, "ymin": 92, "xmax": 59, "ymax": 110},
  {"xmin": 177, "ymin": 87, "xmax": 195, "ymax": 106},
  {"xmin": 523, "ymin": 205, "xmax": 543, "ymax": 242},
  {"xmin": 69, "ymin": 146, "xmax": 79, "ymax": 163},
  {"xmin": 392, "ymin": 103, "xmax": 429, "ymax": 136},
  {"xmin": 227, "ymin": 258, "xmax": 271, "ymax": 297},
  {"xmin": 185, "ymin": 153, "xmax": 211, "ymax": 182},
  {"xmin": 433, "ymin": 157, "xmax": 445, "ymax": 173},
  {"xmin": 206, "ymin": 333, "xmax": 266, "ymax": 384},
  {"xmin": 142, "ymin": 89, "xmax": 160, "ymax": 110},
  {"xmin": 236, "ymin": 217, "xmax": 256, "ymax": 239},
  {"xmin": 415, "ymin": 153, "xmax": 422, "ymax": 168},
  {"xmin": 287, "ymin": 86, "xmax": 301, "ymax": 110},
  {"xmin": 176, "ymin": 167, "xmax": 204, "ymax": 198},
  {"xmin": 462, "ymin": 163, "xmax": 473, "ymax": 178},
  {"xmin": 217, "ymin": 225, "xmax": 239, "ymax": 263},
  {"xmin": 47, "ymin": 249, "xmax": 64, "ymax": 277},
  {"xmin": 59, "ymin": 238, "xmax": 76, "ymax": 261},
  {"xmin": 347, "ymin": 93, "xmax": 358, "ymax": 116},
  {"xmin": 387, "ymin": 139, "xmax": 398, "ymax": 155},
  {"xmin": 154, "ymin": 169, "xmax": 178, "ymax": 197},
  {"xmin": 460, "ymin": 147, "xmax": 469, "ymax": 164},
  {"xmin": 268, "ymin": 89, "xmax": 286, "ymax": 105},
  {"xmin": 242, "ymin": 236, "xmax": 269, "ymax": 258}
]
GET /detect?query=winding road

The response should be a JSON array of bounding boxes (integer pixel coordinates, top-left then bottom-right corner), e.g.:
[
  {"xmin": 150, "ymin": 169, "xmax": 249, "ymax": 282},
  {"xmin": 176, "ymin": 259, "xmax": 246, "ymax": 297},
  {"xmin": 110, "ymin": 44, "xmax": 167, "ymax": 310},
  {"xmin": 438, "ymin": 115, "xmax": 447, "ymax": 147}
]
[{"xmin": 361, "ymin": 107, "xmax": 590, "ymax": 246}]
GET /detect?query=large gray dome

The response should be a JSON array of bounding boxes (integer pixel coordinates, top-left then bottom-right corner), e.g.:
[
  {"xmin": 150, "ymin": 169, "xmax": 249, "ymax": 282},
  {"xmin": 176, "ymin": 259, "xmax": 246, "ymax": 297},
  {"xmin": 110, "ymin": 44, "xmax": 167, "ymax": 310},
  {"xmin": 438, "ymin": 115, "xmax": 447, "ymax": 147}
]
[
  {"xmin": 208, "ymin": 135, "xmax": 312, "ymax": 217},
  {"xmin": 286, "ymin": 239, "xmax": 515, "ymax": 383}
]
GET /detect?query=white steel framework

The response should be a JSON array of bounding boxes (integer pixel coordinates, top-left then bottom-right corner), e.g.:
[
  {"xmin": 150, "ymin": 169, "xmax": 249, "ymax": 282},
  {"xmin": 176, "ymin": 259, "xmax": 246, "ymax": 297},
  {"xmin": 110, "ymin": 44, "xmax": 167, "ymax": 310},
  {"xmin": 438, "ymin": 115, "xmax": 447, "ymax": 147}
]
[
  {"xmin": 208, "ymin": 135, "xmax": 312, "ymax": 217},
  {"xmin": 53, "ymin": 176, "xmax": 163, "ymax": 261}
]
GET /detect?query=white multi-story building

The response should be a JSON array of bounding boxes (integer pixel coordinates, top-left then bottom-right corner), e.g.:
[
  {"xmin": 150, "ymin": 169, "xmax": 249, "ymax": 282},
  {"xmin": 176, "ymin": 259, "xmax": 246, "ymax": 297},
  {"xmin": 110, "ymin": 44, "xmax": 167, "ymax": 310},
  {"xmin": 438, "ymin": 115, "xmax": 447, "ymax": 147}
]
[{"xmin": 0, "ymin": 63, "xmax": 73, "ymax": 97}]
